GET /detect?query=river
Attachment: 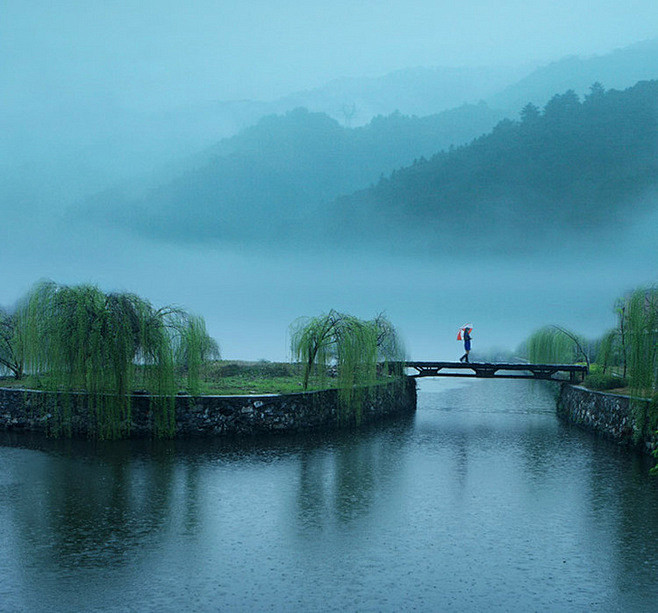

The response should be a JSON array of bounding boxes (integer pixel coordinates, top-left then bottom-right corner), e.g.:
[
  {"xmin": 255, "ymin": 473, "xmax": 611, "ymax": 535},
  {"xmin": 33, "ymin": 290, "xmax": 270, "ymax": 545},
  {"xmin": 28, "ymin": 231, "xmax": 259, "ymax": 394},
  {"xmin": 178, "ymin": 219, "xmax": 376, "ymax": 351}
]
[{"xmin": 1, "ymin": 379, "xmax": 658, "ymax": 612}]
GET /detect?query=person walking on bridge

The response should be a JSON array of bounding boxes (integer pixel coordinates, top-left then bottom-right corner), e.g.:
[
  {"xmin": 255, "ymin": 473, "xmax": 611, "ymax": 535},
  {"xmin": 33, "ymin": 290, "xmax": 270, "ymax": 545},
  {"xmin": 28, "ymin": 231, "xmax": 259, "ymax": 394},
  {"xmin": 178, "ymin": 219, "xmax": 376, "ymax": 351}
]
[{"xmin": 458, "ymin": 325, "xmax": 472, "ymax": 363}]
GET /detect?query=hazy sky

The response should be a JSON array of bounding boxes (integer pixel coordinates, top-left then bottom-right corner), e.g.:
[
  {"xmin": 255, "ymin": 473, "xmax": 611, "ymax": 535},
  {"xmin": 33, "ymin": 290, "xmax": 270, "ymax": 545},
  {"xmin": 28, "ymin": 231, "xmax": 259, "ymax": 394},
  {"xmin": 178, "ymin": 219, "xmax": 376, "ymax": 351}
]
[{"xmin": 4, "ymin": 0, "xmax": 658, "ymax": 108}]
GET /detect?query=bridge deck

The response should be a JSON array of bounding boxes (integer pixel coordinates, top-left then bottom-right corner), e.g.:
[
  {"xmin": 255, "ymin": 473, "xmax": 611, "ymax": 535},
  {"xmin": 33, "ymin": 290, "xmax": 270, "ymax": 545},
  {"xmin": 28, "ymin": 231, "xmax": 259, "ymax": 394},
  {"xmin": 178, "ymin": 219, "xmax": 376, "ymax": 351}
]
[{"xmin": 402, "ymin": 361, "xmax": 588, "ymax": 382}]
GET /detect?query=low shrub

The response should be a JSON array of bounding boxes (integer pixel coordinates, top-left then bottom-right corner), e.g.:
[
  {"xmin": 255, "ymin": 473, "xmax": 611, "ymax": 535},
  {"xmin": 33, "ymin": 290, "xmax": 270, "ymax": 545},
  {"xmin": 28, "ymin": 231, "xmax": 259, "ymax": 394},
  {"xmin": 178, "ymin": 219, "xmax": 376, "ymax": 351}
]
[
  {"xmin": 583, "ymin": 372, "xmax": 627, "ymax": 391},
  {"xmin": 201, "ymin": 360, "xmax": 303, "ymax": 381},
  {"xmin": 253, "ymin": 361, "xmax": 297, "ymax": 377}
]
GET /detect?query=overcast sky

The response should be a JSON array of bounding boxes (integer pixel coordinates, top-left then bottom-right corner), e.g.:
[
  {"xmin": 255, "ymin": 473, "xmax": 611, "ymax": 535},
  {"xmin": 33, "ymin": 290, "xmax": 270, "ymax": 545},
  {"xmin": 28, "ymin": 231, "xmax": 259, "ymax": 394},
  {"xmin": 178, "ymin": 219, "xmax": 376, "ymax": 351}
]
[{"xmin": 4, "ymin": 0, "xmax": 658, "ymax": 109}]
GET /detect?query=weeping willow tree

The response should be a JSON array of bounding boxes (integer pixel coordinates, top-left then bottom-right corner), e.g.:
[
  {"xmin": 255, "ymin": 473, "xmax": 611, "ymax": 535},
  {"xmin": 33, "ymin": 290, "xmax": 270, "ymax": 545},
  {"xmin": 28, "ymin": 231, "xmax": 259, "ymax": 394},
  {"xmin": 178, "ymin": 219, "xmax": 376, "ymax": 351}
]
[
  {"xmin": 290, "ymin": 310, "xmax": 405, "ymax": 424},
  {"xmin": 524, "ymin": 325, "xmax": 588, "ymax": 365},
  {"xmin": 595, "ymin": 329, "xmax": 621, "ymax": 375},
  {"xmin": 15, "ymin": 280, "xmax": 218, "ymax": 438},
  {"xmin": 622, "ymin": 288, "xmax": 658, "ymax": 439},
  {"xmin": 373, "ymin": 313, "xmax": 406, "ymax": 371},
  {"xmin": 174, "ymin": 314, "xmax": 220, "ymax": 394},
  {"xmin": 333, "ymin": 316, "xmax": 378, "ymax": 420}
]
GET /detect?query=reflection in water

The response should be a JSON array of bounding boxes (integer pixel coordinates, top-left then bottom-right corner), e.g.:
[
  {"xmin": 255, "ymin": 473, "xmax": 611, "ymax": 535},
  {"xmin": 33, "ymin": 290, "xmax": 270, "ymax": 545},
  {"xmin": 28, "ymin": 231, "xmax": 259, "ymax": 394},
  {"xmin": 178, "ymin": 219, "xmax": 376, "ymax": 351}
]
[
  {"xmin": 1, "ymin": 381, "xmax": 658, "ymax": 611},
  {"xmin": 584, "ymin": 441, "xmax": 658, "ymax": 609},
  {"xmin": 295, "ymin": 416, "xmax": 415, "ymax": 529},
  {"xmin": 6, "ymin": 439, "xmax": 181, "ymax": 573}
]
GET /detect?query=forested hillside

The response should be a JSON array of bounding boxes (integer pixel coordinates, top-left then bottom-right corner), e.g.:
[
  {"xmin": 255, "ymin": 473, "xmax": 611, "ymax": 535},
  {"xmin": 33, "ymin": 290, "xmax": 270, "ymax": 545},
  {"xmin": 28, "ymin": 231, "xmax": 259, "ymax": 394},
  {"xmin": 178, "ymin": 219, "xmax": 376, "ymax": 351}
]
[
  {"xmin": 82, "ymin": 80, "xmax": 658, "ymax": 256},
  {"xmin": 332, "ymin": 80, "xmax": 658, "ymax": 253},
  {"xmin": 81, "ymin": 103, "xmax": 504, "ymax": 242}
]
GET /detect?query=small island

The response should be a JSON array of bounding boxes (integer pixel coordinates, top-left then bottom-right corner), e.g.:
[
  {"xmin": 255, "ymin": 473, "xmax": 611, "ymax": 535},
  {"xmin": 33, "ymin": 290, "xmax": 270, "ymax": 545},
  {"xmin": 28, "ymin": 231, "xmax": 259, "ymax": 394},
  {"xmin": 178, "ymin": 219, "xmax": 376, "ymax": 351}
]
[{"xmin": 0, "ymin": 281, "xmax": 414, "ymax": 439}]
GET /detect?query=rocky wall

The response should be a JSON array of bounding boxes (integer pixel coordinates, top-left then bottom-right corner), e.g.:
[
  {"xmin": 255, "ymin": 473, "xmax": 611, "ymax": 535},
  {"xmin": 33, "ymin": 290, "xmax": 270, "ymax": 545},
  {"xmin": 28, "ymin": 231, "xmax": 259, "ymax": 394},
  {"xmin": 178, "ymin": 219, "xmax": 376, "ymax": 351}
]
[
  {"xmin": 556, "ymin": 383, "xmax": 658, "ymax": 454},
  {"xmin": 0, "ymin": 377, "xmax": 416, "ymax": 438}
]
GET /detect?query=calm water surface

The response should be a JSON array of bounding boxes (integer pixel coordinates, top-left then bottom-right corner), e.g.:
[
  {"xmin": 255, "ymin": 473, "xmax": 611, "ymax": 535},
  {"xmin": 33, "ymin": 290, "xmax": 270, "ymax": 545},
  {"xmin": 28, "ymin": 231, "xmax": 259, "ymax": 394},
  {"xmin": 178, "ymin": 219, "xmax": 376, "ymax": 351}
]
[{"xmin": 2, "ymin": 379, "xmax": 658, "ymax": 612}]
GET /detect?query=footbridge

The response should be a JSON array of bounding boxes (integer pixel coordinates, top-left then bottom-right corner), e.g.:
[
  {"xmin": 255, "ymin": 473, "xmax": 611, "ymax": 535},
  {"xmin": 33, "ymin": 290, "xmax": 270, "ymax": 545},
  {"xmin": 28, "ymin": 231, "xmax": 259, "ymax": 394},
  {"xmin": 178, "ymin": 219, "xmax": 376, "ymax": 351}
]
[{"xmin": 402, "ymin": 361, "xmax": 588, "ymax": 383}]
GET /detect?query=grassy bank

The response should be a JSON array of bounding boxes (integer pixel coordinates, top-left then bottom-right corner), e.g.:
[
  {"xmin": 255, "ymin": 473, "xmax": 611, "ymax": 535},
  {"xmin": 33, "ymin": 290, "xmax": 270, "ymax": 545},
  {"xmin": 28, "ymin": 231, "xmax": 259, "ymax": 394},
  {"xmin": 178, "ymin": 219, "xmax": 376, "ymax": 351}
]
[
  {"xmin": 194, "ymin": 361, "xmax": 340, "ymax": 395},
  {"xmin": 0, "ymin": 361, "xmax": 344, "ymax": 396}
]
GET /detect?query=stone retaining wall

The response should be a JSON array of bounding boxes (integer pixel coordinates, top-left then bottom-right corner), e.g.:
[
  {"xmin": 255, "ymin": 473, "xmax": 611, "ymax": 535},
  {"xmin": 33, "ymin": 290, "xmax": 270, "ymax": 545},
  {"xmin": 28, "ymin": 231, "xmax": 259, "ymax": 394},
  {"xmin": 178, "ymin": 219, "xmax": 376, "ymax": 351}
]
[
  {"xmin": 0, "ymin": 377, "xmax": 416, "ymax": 438},
  {"xmin": 557, "ymin": 383, "xmax": 658, "ymax": 454}
]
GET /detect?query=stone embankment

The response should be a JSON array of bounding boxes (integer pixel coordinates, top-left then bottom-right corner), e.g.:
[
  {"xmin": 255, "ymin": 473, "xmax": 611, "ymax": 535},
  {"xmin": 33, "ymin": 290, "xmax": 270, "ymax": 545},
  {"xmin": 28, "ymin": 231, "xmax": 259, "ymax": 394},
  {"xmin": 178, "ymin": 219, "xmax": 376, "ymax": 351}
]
[
  {"xmin": 557, "ymin": 383, "xmax": 658, "ymax": 454},
  {"xmin": 0, "ymin": 377, "xmax": 416, "ymax": 438}
]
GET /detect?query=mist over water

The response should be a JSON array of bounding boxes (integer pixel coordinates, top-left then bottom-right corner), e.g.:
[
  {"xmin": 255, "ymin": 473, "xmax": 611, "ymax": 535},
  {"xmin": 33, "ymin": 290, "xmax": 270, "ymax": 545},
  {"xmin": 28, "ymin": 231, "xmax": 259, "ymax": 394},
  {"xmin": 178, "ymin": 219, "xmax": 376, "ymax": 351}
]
[{"xmin": 2, "ymin": 203, "xmax": 655, "ymax": 361}]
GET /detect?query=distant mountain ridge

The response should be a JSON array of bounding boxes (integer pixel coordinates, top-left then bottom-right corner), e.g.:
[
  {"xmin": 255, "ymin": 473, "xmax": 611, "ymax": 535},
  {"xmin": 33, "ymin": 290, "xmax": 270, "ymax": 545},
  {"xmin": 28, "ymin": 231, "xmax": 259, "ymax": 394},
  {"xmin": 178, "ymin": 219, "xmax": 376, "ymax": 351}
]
[
  {"xmin": 273, "ymin": 65, "xmax": 527, "ymax": 126},
  {"xmin": 178, "ymin": 38, "xmax": 658, "ymax": 136},
  {"xmin": 73, "ymin": 40, "xmax": 658, "ymax": 257},
  {"xmin": 489, "ymin": 38, "xmax": 658, "ymax": 113},
  {"xmin": 81, "ymin": 80, "xmax": 658, "ymax": 259},
  {"xmin": 80, "ymin": 103, "xmax": 506, "ymax": 242},
  {"xmin": 12, "ymin": 38, "xmax": 658, "ymax": 223},
  {"xmin": 4, "ymin": 61, "xmax": 525, "ymax": 219},
  {"xmin": 185, "ymin": 38, "xmax": 658, "ymax": 132}
]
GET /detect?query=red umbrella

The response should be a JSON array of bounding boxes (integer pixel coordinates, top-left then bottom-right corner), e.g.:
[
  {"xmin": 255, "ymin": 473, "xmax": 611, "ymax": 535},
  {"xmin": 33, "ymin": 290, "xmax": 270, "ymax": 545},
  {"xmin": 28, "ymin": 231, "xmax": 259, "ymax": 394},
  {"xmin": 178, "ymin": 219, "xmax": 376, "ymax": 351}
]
[{"xmin": 457, "ymin": 323, "xmax": 473, "ymax": 341}]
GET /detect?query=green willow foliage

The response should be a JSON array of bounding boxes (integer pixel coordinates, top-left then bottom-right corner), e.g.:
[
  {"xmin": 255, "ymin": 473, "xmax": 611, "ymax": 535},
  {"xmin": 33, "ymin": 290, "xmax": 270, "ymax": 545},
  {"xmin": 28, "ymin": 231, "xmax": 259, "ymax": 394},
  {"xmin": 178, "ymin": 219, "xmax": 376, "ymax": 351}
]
[
  {"xmin": 290, "ymin": 310, "xmax": 405, "ymax": 424},
  {"xmin": 592, "ymin": 288, "xmax": 658, "ymax": 441},
  {"xmin": 524, "ymin": 326, "xmax": 582, "ymax": 364},
  {"xmin": 175, "ymin": 314, "xmax": 219, "ymax": 395},
  {"xmin": 15, "ymin": 281, "xmax": 218, "ymax": 439},
  {"xmin": 623, "ymin": 289, "xmax": 658, "ymax": 438},
  {"xmin": 529, "ymin": 288, "xmax": 658, "ymax": 468},
  {"xmin": 595, "ymin": 329, "xmax": 620, "ymax": 375}
]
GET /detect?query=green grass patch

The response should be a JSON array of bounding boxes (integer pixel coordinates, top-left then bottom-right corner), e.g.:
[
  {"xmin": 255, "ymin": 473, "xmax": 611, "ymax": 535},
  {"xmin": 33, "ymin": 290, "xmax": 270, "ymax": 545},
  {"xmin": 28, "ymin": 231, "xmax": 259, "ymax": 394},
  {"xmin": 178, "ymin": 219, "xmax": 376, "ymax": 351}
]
[
  {"xmin": 583, "ymin": 372, "xmax": 628, "ymax": 391},
  {"xmin": 192, "ymin": 375, "xmax": 336, "ymax": 395},
  {"xmin": 0, "ymin": 361, "xmax": 344, "ymax": 396},
  {"xmin": 0, "ymin": 375, "xmax": 46, "ymax": 389},
  {"xmin": 194, "ymin": 360, "xmax": 330, "ymax": 394},
  {"xmin": 0, "ymin": 360, "xmax": 403, "ymax": 396}
]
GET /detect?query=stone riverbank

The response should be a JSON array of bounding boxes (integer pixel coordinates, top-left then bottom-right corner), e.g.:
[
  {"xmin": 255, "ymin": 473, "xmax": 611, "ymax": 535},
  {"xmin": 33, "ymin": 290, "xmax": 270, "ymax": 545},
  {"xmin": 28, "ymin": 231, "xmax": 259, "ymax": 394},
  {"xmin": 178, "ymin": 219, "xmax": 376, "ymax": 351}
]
[
  {"xmin": 557, "ymin": 383, "xmax": 658, "ymax": 454},
  {"xmin": 0, "ymin": 377, "xmax": 416, "ymax": 438}
]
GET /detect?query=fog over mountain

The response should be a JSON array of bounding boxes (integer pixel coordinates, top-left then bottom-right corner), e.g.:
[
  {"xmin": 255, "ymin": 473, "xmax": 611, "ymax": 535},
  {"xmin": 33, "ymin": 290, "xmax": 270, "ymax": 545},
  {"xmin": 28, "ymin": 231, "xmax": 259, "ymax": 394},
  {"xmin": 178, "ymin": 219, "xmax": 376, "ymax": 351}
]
[
  {"xmin": 77, "ymin": 103, "xmax": 505, "ymax": 243},
  {"xmin": 489, "ymin": 39, "xmax": 658, "ymax": 112},
  {"xmin": 331, "ymin": 80, "xmax": 658, "ymax": 255},
  {"xmin": 270, "ymin": 65, "xmax": 526, "ymax": 126},
  {"xmin": 78, "ymin": 80, "xmax": 658, "ymax": 262},
  {"xmin": 6, "ymin": 35, "xmax": 658, "ymax": 222},
  {"xmin": 2, "ymin": 2, "xmax": 658, "ymax": 360}
]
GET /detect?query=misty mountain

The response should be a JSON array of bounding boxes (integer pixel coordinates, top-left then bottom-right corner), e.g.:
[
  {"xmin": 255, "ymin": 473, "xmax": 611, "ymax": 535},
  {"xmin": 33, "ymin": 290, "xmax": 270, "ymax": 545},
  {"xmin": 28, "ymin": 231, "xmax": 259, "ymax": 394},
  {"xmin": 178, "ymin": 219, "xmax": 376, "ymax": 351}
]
[
  {"xmin": 489, "ymin": 38, "xmax": 658, "ymax": 112},
  {"xmin": 80, "ymin": 102, "xmax": 505, "ymax": 242},
  {"xmin": 2, "ymin": 63, "xmax": 525, "ymax": 221},
  {"xmin": 332, "ymin": 80, "xmax": 658, "ymax": 253},
  {"xmin": 8, "ymin": 38, "xmax": 657, "ymax": 224},
  {"xmin": 0, "ymin": 96, "xmax": 282, "ymax": 218},
  {"xmin": 175, "ymin": 65, "xmax": 525, "ymax": 133},
  {"xmin": 156, "ymin": 38, "xmax": 658, "ymax": 137},
  {"xmin": 273, "ymin": 65, "xmax": 527, "ymax": 126}
]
